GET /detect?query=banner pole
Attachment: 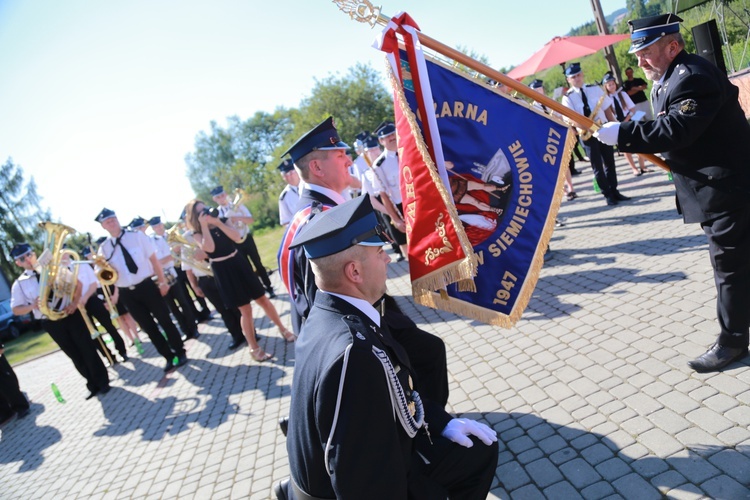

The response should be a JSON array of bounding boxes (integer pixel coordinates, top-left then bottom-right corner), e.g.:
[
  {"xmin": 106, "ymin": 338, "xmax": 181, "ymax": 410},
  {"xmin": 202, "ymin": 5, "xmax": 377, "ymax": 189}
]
[{"xmin": 333, "ymin": 0, "xmax": 670, "ymax": 171}]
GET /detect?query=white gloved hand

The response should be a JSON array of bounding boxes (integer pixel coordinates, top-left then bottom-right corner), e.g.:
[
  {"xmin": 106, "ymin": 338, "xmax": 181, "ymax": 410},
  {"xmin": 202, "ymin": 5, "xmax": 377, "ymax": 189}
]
[
  {"xmin": 441, "ymin": 418, "xmax": 498, "ymax": 448},
  {"xmin": 593, "ymin": 121, "xmax": 621, "ymax": 146}
]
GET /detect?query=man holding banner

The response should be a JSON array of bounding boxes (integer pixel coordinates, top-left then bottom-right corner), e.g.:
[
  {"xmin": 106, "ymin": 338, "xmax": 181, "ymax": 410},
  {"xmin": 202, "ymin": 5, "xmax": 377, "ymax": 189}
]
[{"xmin": 595, "ymin": 13, "xmax": 750, "ymax": 373}]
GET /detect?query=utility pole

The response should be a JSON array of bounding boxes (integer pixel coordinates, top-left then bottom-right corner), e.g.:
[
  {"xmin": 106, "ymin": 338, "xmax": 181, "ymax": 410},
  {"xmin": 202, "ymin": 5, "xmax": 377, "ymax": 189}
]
[{"xmin": 590, "ymin": 0, "xmax": 623, "ymax": 84}]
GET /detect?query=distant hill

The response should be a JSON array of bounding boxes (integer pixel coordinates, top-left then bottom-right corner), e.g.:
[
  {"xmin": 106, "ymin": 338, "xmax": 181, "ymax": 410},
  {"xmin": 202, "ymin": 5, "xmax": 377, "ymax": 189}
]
[{"xmin": 606, "ymin": 7, "xmax": 628, "ymax": 26}]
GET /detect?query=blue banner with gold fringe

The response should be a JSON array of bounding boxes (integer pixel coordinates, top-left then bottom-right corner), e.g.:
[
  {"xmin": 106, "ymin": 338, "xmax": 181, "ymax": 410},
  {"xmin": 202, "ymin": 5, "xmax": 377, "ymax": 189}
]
[{"xmin": 399, "ymin": 54, "xmax": 572, "ymax": 326}]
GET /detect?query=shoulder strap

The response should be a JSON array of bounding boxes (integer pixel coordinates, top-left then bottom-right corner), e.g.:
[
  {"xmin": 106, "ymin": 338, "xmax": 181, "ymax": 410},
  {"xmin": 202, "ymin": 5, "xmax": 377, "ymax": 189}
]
[{"xmin": 277, "ymin": 202, "xmax": 332, "ymax": 296}]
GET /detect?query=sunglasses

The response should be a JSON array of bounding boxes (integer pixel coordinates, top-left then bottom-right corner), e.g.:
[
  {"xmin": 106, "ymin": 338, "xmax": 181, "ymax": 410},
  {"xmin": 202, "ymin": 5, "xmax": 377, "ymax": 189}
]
[{"xmin": 17, "ymin": 253, "xmax": 32, "ymax": 263}]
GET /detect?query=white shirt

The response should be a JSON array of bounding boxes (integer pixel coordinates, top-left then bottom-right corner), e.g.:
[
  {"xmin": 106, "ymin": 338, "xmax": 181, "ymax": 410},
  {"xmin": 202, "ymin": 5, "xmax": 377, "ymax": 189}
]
[
  {"xmin": 301, "ymin": 183, "xmax": 347, "ymax": 205},
  {"xmin": 11, "ymin": 267, "xmax": 83, "ymax": 320},
  {"xmin": 372, "ymin": 150, "xmax": 402, "ymax": 204},
  {"xmin": 98, "ymin": 230, "xmax": 157, "ymax": 288},
  {"xmin": 278, "ymin": 184, "xmax": 300, "ymax": 226},
  {"xmin": 352, "ymin": 155, "xmax": 370, "ymax": 181},
  {"xmin": 218, "ymin": 203, "xmax": 251, "ymax": 219},
  {"xmin": 151, "ymin": 234, "xmax": 178, "ymax": 278},
  {"xmin": 322, "ymin": 291, "xmax": 381, "ymax": 327},
  {"xmin": 561, "ymin": 85, "xmax": 613, "ymax": 125},
  {"xmin": 77, "ymin": 262, "xmax": 98, "ymax": 294}
]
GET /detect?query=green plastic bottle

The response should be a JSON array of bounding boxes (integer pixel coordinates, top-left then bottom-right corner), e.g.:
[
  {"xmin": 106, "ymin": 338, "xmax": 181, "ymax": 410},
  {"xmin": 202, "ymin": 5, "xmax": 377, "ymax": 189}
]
[
  {"xmin": 134, "ymin": 338, "xmax": 145, "ymax": 355},
  {"xmin": 592, "ymin": 176, "xmax": 601, "ymax": 193},
  {"xmin": 51, "ymin": 383, "xmax": 66, "ymax": 403}
]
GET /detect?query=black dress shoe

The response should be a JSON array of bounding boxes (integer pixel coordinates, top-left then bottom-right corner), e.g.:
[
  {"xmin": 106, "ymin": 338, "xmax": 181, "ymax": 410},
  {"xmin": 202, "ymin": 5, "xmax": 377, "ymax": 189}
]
[
  {"xmin": 279, "ymin": 416, "xmax": 289, "ymax": 437},
  {"xmin": 273, "ymin": 478, "xmax": 290, "ymax": 500},
  {"xmin": 688, "ymin": 344, "xmax": 748, "ymax": 373},
  {"xmin": 100, "ymin": 385, "xmax": 111, "ymax": 395},
  {"xmin": 605, "ymin": 197, "xmax": 618, "ymax": 206},
  {"xmin": 228, "ymin": 338, "xmax": 246, "ymax": 351},
  {"xmin": 16, "ymin": 407, "xmax": 30, "ymax": 419},
  {"xmin": 174, "ymin": 355, "xmax": 188, "ymax": 368},
  {"xmin": 614, "ymin": 192, "xmax": 631, "ymax": 201},
  {"xmin": 164, "ymin": 360, "xmax": 176, "ymax": 372},
  {"xmin": 85, "ymin": 389, "xmax": 99, "ymax": 400}
]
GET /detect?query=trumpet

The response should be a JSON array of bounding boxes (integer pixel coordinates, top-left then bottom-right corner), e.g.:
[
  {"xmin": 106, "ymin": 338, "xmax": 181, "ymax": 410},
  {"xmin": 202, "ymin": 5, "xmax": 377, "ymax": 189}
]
[
  {"xmin": 228, "ymin": 188, "xmax": 250, "ymax": 243},
  {"xmin": 166, "ymin": 224, "xmax": 214, "ymax": 277},
  {"xmin": 77, "ymin": 236, "xmax": 120, "ymax": 320},
  {"xmin": 580, "ymin": 94, "xmax": 606, "ymax": 141}
]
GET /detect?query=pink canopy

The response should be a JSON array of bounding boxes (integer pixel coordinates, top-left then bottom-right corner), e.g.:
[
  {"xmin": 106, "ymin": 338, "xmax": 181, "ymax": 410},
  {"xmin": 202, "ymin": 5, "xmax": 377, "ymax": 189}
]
[{"xmin": 507, "ymin": 33, "xmax": 630, "ymax": 80}]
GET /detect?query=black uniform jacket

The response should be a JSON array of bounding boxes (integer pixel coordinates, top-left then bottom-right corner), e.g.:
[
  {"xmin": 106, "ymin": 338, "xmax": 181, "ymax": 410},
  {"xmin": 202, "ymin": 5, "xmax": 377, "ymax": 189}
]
[
  {"xmin": 287, "ymin": 292, "xmax": 451, "ymax": 499},
  {"xmin": 618, "ymin": 50, "xmax": 750, "ymax": 223},
  {"xmin": 290, "ymin": 189, "xmax": 338, "ymax": 328}
]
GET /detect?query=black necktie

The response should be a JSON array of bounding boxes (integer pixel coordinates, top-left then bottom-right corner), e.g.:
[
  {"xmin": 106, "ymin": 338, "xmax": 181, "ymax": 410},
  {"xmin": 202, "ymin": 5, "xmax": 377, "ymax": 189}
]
[
  {"xmin": 116, "ymin": 233, "xmax": 139, "ymax": 274},
  {"xmin": 580, "ymin": 88, "xmax": 591, "ymax": 116},
  {"xmin": 651, "ymin": 83, "xmax": 662, "ymax": 110},
  {"xmin": 612, "ymin": 97, "xmax": 624, "ymax": 121}
]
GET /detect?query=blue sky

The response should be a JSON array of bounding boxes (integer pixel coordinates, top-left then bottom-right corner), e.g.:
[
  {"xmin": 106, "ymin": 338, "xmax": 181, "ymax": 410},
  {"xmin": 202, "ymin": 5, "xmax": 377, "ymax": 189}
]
[{"xmin": 0, "ymin": 0, "xmax": 624, "ymax": 236}]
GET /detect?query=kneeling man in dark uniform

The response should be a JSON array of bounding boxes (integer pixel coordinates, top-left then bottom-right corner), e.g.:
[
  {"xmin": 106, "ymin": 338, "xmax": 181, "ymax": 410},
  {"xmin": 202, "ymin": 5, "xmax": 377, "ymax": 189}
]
[{"xmin": 281, "ymin": 195, "xmax": 498, "ymax": 499}]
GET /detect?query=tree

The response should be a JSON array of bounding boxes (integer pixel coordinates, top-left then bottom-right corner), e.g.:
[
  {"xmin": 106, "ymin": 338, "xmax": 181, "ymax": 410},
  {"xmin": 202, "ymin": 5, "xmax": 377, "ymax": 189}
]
[
  {"xmin": 185, "ymin": 109, "xmax": 295, "ymax": 229},
  {"xmin": 289, "ymin": 62, "xmax": 394, "ymax": 150},
  {"xmin": 185, "ymin": 63, "xmax": 395, "ymax": 229},
  {"xmin": 0, "ymin": 158, "xmax": 52, "ymax": 280}
]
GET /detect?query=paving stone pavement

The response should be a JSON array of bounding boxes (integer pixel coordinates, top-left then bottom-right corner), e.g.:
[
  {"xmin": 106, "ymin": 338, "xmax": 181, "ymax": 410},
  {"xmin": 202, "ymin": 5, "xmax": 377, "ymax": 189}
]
[{"xmin": 2, "ymin": 158, "xmax": 749, "ymax": 499}]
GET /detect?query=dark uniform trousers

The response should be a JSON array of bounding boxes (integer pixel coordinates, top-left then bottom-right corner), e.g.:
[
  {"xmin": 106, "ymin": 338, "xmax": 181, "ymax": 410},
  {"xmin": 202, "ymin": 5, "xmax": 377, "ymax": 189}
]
[
  {"xmin": 176, "ymin": 266, "xmax": 211, "ymax": 321},
  {"xmin": 164, "ymin": 276, "xmax": 199, "ymax": 338},
  {"xmin": 237, "ymin": 236, "xmax": 272, "ymax": 291},
  {"xmin": 582, "ymin": 137, "xmax": 618, "ymax": 198},
  {"xmin": 118, "ymin": 278, "xmax": 186, "ymax": 362},
  {"xmin": 43, "ymin": 312, "xmax": 109, "ymax": 393},
  {"xmin": 84, "ymin": 294, "xmax": 127, "ymax": 359},
  {"xmin": 703, "ymin": 205, "xmax": 750, "ymax": 348},
  {"xmin": 0, "ymin": 354, "xmax": 29, "ymax": 419},
  {"xmin": 197, "ymin": 275, "xmax": 244, "ymax": 344}
]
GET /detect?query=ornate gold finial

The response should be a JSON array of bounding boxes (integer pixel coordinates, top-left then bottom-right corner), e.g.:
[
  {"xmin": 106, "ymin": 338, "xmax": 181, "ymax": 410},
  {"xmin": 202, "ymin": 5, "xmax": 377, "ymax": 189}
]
[{"xmin": 332, "ymin": 0, "xmax": 383, "ymax": 27}]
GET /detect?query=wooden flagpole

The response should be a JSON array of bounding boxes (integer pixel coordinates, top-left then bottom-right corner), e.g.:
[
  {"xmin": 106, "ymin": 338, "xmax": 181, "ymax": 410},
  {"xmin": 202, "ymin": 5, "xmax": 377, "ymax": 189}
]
[{"xmin": 333, "ymin": 0, "xmax": 670, "ymax": 171}]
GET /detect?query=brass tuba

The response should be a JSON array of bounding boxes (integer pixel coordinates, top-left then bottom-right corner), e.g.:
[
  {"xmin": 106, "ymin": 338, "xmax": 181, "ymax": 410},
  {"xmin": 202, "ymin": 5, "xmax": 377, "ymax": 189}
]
[
  {"xmin": 37, "ymin": 221, "xmax": 80, "ymax": 321},
  {"xmin": 166, "ymin": 224, "xmax": 214, "ymax": 277},
  {"xmin": 228, "ymin": 188, "xmax": 250, "ymax": 243}
]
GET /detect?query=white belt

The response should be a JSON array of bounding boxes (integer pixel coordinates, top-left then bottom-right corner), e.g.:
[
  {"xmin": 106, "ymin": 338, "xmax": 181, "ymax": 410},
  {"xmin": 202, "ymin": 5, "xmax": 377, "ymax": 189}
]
[{"xmin": 209, "ymin": 250, "xmax": 237, "ymax": 263}]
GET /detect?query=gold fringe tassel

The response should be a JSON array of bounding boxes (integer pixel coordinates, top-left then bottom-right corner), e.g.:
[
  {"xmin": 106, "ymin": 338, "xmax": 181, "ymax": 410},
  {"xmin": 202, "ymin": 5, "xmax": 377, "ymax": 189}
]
[{"xmin": 386, "ymin": 56, "xmax": 478, "ymax": 297}]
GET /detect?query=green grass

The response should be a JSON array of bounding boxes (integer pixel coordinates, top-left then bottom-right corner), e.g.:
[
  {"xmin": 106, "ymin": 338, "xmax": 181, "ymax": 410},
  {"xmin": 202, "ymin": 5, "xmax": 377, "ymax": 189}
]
[
  {"xmin": 4, "ymin": 328, "xmax": 59, "ymax": 366},
  {"xmin": 254, "ymin": 225, "xmax": 286, "ymax": 272}
]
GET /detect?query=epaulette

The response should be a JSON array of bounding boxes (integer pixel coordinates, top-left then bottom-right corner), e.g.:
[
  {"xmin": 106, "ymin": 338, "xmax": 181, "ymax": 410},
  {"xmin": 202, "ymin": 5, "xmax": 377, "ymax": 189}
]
[
  {"xmin": 565, "ymin": 88, "xmax": 575, "ymax": 96},
  {"xmin": 341, "ymin": 314, "xmax": 373, "ymax": 350},
  {"xmin": 374, "ymin": 155, "xmax": 386, "ymax": 167},
  {"xmin": 279, "ymin": 190, "xmax": 287, "ymax": 201},
  {"xmin": 584, "ymin": 84, "xmax": 598, "ymax": 88}
]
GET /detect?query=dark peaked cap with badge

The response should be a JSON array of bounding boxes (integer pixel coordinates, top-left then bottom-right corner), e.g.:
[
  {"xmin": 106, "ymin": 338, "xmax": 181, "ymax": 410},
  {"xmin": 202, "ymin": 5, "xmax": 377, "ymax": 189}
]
[
  {"xmin": 376, "ymin": 121, "xmax": 396, "ymax": 138},
  {"xmin": 94, "ymin": 208, "xmax": 117, "ymax": 223},
  {"xmin": 148, "ymin": 216, "xmax": 161, "ymax": 226},
  {"xmin": 129, "ymin": 216, "xmax": 146, "ymax": 229},
  {"xmin": 628, "ymin": 13, "xmax": 682, "ymax": 53},
  {"xmin": 10, "ymin": 243, "xmax": 32, "ymax": 260},
  {"xmin": 565, "ymin": 62, "xmax": 582, "ymax": 77},
  {"xmin": 282, "ymin": 116, "xmax": 349, "ymax": 164},
  {"xmin": 289, "ymin": 194, "xmax": 391, "ymax": 259},
  {"xmin": 529, "ymin": 79, "xmax": 544, "ymax": 89},
  {"xmin": 277, "ymin": 158, "xmax": 295, "ymax": 173}
]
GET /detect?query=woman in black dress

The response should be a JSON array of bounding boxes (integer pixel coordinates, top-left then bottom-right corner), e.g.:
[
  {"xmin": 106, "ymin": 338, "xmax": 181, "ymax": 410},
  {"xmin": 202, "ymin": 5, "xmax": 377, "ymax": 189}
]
[{"xmin": 185, "ymin": 200, "xmax": 293, "ymax": 362}]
